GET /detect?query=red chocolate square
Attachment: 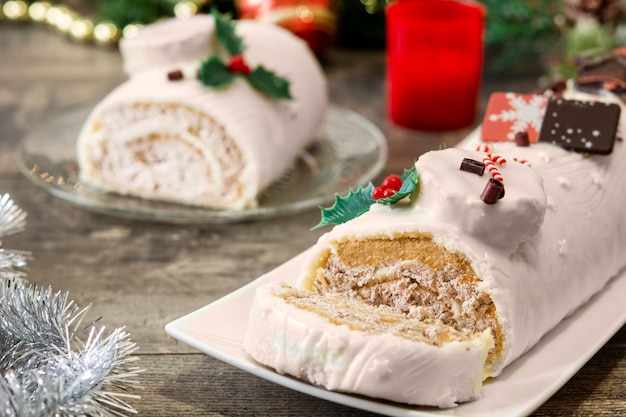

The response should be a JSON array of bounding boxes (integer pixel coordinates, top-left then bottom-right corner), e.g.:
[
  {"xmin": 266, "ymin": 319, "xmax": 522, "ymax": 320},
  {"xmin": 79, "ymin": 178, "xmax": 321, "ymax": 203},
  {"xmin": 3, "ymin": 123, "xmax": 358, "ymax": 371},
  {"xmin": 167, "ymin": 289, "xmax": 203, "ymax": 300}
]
[{"xmin": 481, "ymin": 92, "xmax": 548, "ymax": 142}]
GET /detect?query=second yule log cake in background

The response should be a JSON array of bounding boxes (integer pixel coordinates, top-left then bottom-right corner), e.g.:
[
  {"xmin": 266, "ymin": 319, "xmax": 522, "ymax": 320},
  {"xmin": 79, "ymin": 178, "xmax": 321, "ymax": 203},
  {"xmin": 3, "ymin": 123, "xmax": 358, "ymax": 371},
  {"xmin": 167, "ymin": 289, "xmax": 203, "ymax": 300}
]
[
  {"xmin": 244, "ymin": 80, "xmax": 626, "ymax": 407},
  {"xmin": 76, "ymin": 11, "xmax": 327, "ymax": 209}
]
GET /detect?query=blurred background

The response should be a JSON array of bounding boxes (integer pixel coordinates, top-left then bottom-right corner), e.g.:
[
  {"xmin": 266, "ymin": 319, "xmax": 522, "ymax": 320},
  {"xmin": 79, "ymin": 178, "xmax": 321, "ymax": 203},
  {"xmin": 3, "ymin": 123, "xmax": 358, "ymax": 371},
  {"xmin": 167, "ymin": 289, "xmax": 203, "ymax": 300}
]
[{"xmin": 2, "ymin": 0, "xmax": 626, "ymax": 81}]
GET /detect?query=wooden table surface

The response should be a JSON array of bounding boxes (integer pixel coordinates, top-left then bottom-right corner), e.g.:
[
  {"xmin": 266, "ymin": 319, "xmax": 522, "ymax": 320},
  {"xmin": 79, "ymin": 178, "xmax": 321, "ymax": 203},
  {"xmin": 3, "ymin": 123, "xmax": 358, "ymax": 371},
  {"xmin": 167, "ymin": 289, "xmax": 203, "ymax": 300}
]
[{"xmin": 1, "ymin": 21, "xmax": 625, "ymax": 417}]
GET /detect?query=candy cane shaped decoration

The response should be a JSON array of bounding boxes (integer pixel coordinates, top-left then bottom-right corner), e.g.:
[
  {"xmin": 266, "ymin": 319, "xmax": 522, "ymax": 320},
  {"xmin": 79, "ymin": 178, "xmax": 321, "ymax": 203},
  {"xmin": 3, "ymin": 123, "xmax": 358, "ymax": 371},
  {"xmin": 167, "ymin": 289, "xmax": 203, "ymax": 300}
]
[
  {"xmin": 487, "ymin": 154, "xmax": 507, "ymax": 166},
  {"xmin": 482, "ymin": 155, "xmax": 504, "ymax": 182},
  {"xmin": 476, "ymin": 143, "xmax": 493, "ymax": 153}
]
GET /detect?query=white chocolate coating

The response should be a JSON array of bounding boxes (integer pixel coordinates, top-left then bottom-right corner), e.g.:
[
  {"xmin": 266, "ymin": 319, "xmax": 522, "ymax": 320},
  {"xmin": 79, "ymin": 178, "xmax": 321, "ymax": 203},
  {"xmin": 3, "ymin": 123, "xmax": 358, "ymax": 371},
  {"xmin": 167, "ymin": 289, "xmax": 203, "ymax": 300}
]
[
  {"xmin": 77, "ymin": 15, "xmax": 327, "ymax": 208},
  {"xmin": 416, "ymin": 148, "xmax": 547, "ymax": 252},
  {"xmin": 244, "ymin": 281, "xmax": 493, "ymax": 408},
  {"xmin": 300, "ymin": 136, "xmax": 626, "ymax": 382},
  {"xmin": 242, "ymin": 83, "xmax": 626, "ymax": 405},
  {"xmin": 120, "ymin": 16, "xmax": 215, "ymax": 76}
]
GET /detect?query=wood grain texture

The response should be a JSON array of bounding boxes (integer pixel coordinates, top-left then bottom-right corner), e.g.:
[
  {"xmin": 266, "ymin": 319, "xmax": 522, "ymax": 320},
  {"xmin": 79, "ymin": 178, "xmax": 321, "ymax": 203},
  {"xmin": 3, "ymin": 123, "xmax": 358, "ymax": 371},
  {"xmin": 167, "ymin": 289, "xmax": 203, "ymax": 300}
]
[{"xmin": 0, "ymin": 21, "xmax": 624, "ymax": 417}]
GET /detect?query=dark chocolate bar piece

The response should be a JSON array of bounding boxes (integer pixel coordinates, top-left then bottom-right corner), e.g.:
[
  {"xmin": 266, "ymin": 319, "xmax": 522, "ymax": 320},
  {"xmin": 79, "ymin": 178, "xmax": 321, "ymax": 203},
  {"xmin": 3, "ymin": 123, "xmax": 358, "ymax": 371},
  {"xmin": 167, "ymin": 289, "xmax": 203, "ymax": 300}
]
[
  {"xmin": 538, "ymin": 98, "xmax": 621, "ymax": 154},
  {"xmin": 460, "ymin": 158, "xmax": 485, "ymax": 176}
]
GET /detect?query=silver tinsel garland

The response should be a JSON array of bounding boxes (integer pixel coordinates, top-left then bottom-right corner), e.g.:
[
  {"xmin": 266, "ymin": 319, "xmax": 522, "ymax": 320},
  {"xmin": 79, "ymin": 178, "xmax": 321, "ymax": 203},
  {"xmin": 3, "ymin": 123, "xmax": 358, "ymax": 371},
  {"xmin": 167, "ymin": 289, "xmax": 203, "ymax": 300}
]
[
  {"xmin": 0, "ymin": 193, "xmax": 28, "ymax": 282},
  {"xmin": 0, "ymin": 193, "xmax": 142, "ymax": 416}
]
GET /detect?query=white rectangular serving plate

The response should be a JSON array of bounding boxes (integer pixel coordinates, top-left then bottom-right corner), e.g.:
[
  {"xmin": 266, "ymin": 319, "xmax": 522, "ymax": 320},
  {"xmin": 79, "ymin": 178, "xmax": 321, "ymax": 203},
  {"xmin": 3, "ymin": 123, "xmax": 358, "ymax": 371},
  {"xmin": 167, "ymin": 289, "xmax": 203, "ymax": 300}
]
[{"xmin": 166, "ymin": 249, "xmax": 626, "ymax": 417}]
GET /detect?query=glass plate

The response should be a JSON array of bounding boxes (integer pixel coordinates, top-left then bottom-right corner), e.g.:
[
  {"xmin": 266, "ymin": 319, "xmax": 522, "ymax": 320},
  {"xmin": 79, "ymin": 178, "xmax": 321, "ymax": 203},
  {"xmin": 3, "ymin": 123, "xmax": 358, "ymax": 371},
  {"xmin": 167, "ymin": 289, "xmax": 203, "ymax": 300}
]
[
  {"xmin": 166, "ymin": 249, "xmax": 626, "ymax": 417},
  {"xmin": 17, "ymin": 105, "xmax": 387, "ymax": 223}
]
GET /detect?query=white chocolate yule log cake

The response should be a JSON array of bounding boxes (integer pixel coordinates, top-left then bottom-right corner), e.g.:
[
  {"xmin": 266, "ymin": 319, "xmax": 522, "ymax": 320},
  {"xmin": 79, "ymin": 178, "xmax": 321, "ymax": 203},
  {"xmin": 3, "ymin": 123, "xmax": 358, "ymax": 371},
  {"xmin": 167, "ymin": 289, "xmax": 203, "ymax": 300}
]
[
  {"xmin": 243, "ymin": 77, "xmax": 626, "ymax": 407},
  {"xmin": 77, "ymin": 11, "xmax": 327, "ymax": 209}
]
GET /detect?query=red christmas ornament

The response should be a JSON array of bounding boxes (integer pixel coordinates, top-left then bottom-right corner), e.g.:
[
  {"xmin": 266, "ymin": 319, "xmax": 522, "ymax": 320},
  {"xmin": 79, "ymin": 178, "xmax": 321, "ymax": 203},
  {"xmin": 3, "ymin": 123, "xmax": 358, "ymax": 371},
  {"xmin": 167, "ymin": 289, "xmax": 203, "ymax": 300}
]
[{"xmin": 238, "ymin": 0, "xmax": 337, "ymax": 55}]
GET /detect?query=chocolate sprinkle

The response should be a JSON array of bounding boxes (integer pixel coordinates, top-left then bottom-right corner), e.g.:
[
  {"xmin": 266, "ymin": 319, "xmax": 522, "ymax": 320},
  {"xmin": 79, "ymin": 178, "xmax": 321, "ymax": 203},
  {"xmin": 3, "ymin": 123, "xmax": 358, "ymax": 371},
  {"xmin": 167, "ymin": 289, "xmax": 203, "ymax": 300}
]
[
  {"xmin": 167, "ymin": 69, "xmax": 184, "ymax": 81},
  {"xmin": 538, "ymin": 98, "xmax": 621, "ymax": 155},
  {"xmin": 481, "ymin": 178, "xmax": 505, "ymax": 204},
  {"xmin": 460, "ymin": 158, "xmax": 485, "ymax": 176},
  {"xmin": 515, "ymin": 131, "xmax": 530, "ymax": 147}
]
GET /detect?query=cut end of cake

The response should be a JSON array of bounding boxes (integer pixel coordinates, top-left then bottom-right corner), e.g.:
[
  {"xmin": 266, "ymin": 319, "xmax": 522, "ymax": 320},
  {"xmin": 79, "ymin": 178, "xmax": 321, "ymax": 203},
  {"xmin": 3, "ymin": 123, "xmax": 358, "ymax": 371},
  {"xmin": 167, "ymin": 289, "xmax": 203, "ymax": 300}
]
[
  {"xmin": 299, "ymin": 232, "xmax": 503, "ymax": 375},
  {"xmin": 244, "ymin": 281, "xmax": 494, "ymax": 408},
  {"xmin": 272, "ymin": 280, "xmax": 480, "ymax": 347},
  {"xmin": 78, "ymin": 101, "xmax": 253, "ymax": 209}
]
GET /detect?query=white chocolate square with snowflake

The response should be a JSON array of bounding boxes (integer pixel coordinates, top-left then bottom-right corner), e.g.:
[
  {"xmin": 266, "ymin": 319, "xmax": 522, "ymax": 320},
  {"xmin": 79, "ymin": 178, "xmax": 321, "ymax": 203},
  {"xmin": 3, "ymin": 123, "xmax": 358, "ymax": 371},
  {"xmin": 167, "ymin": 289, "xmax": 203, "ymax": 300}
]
[{"xmin": 481, "ymin": 92, "xmax": 548, "ymax": 142}]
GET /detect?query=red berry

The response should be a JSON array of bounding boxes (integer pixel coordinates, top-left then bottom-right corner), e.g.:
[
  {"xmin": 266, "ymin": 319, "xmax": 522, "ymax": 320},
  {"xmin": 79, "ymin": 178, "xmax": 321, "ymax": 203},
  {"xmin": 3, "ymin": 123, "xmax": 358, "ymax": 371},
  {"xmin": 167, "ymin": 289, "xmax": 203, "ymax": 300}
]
[
  {"xmin": 227, "ymin": 54, "xmax": 252, "ymax": 76},
  {"xmin": 382, "ymin": 188, "xmax": 395, "ymax": 198},
  {"xmin": 372, "ymin": 186, "xmax": 386, "ymax": 200},
  {"xmin": 381, "ymin": 174, "xmax": 402, "ymax": 191}
]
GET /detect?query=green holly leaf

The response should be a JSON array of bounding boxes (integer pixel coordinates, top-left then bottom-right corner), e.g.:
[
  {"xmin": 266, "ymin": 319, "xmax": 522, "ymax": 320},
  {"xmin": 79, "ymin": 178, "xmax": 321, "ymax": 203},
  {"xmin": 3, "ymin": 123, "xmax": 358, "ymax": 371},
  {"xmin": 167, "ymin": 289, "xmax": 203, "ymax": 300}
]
[
  {"xmin": 376, "ymin": 165, "xmax": 418, "ymax": 205},
  {"xmin": 201, "ymin": 9, "xmax": 292, "ymax": 100},
  {"xmin": 198, "ymin": 55, "xmax": 236, "ymax": 88},
  {"xmin": 212, "ymin": 8, "xmax": 245, "ymax": 56},
  {"xmin": 247, "ymin": 65, "xmax": 292, "ymax": 99},
  {"xmin": 312, "ymin": 165, "xmax": 419, "ymax": 229},
  {"xmin": 312, "ymin": 183, "xmax": 375, "ymax": 230}
]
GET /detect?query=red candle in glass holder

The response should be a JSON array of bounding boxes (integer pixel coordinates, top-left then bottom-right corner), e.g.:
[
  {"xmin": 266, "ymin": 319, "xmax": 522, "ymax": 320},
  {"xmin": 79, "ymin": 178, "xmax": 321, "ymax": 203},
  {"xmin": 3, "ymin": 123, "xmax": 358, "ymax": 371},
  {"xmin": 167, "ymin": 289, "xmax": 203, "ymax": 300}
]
[{"xmin": 386, "ymin": 0, "xmax": 486, "ymax": 131}]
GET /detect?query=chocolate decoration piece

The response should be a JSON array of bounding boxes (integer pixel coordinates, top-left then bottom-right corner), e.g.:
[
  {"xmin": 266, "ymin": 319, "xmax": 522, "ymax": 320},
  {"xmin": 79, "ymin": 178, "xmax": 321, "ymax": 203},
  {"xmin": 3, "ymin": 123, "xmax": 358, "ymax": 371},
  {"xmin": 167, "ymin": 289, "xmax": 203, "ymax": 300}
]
[
  {"xmin": 168, "ymin": 69, "xmax": 184, "ymax": 81},
  {"xmin": 577, "ymin": 56, "xmax": 626, "ymax": 92},
  {"xmin": 515, "ymin": 131, "xmax": 530, "ymax": 147},
  {"xmin": 481, "ymin": 178, "xmax": 504, "ymax": 204},
  {"xmin": 538, "ymin": 97, "xmax": 621, "ymax": 155},
  {"xmin": 460, "ymin": 158, "xmax": 485, "ymax": 176},
  {"xmin": 481, "ymin": 92, "xmax": 547, "ymax": 143},
  {"xmin": 548, "ymin": 79, "xmax": 567, "ymax": 94}
]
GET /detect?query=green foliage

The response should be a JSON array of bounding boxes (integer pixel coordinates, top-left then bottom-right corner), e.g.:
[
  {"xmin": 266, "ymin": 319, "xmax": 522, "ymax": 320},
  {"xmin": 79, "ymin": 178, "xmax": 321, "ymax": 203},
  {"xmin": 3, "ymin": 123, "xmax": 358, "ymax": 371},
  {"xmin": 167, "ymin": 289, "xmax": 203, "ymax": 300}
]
[
  {"xmin": 248, "ymin": 66, "xmax": 292, "ymax": 99},
  {"xmin": 196, "ymin": 9, "xmax": 292, "ymax": 99},
  {"xmin": 198, "ymin": 56, "xmax": 236, "ymax": 88},
  {"xmin": 89, "ymin": 0, "xmax": 569, "ymax": 79},
  {"xmin": 549, "ymin": 15, "xmax": 623, "ymax": 81},
  {"xmin": 96, "ymin": 0, "xmax": 174, "ymax": 29},
  {"xmin": 313, "ymin": 166, "xmax": 418, "ymax": 229},
  {"xmin": 313, "ymin": 184, "xmax": 376, "ymax": 230},
  {"xmin": 212, "ymin": 8, "xmax": 245, "ymax": 56},
  {"xmin": 565, "ymin": 18, "xmax": 618, "ymax": 59},
  {"xmin": 335, "ymin": 0, "xmax": 565, "ymax": 76},
  {"xmin": 478, "ymin": 0, "xmax": 563, "ymax": 75}
]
